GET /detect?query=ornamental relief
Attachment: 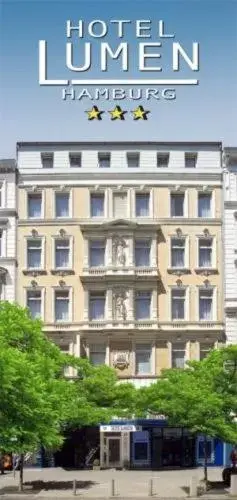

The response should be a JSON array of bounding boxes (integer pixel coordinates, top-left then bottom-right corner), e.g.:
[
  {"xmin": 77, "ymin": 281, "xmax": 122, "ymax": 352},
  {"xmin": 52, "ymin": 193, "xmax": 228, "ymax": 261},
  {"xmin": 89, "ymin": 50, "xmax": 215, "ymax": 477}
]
[
  {"xmin": 112, "ymin": 235, "xmax": 128, "ymax": 266},
  {"xmin": 112, "ymin": 351, "xmax": 130, "ymax": 370},
  {"xmin": 113, "ymin": 289, "xmax": 128, "ymax": 320}
]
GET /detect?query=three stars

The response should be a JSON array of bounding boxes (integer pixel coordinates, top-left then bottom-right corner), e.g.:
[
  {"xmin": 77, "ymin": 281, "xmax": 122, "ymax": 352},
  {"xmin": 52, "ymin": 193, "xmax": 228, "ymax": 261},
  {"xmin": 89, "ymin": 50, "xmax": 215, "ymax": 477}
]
[{"xmin": 86, "ymin": 105, "xmax": 150, "ymax": 121}]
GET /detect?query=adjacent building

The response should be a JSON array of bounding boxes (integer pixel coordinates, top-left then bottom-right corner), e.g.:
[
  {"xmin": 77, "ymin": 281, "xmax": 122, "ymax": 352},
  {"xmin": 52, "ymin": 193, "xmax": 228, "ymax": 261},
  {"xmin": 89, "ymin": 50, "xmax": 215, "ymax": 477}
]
[
  {"xmin": 223, "ymin": 148, "xmax": 237, "ymax": 345},
  {"xmin": 16, "ymin": 141, "xmax": 225, "ymax": 468},
  {"xmin": 0, "ymin": 159, "xmax": 17, "ymax": 303}
]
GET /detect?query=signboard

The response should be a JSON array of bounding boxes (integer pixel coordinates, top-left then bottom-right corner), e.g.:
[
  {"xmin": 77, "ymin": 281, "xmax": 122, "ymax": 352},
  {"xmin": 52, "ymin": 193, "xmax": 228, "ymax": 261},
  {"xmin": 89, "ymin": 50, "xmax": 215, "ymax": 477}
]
[{"xmin": 100, "ymin": 425, "xmax": 142, "ymax": 432}]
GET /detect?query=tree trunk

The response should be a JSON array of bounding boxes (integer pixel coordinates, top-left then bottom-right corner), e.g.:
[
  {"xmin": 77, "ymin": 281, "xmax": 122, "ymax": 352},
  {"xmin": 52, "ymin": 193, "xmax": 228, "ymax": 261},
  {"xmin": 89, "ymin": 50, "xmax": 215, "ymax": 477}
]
[
  {"xmin": 203, "ymin": 436, "xmax": 208, "ymax": 483},
  {"xmin": 18, "ymin": 454, "xmax": 24, "ymax": 492}
]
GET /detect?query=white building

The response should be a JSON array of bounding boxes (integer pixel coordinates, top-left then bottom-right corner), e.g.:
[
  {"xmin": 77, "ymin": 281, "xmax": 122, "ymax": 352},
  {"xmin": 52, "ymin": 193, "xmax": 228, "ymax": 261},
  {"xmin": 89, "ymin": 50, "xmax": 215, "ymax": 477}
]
[
  {"xmin": 223, "ymin": 148, "xmax": 237, "ymax": 344},
  {"xmin": 0, "ymin": 159, "xmax": 17, "ymax": 302}
]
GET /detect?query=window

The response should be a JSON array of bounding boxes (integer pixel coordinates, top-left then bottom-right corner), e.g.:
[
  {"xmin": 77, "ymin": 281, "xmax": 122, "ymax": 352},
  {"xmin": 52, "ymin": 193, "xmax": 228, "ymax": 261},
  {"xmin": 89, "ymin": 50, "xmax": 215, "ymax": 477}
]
[
  {"xmin": 55, "ymin": 239, "xmax": 70, "ymax": 269},
  {"xmin": 171, "ymin": 288, "xmax": 186, "ymax": 320},
  {"xmin": 127, "ymin": 152, "xmax": 140, "ymax": 168},
  {"xmin": 172, "ymin": 345, "xmax": 185, "ymax": 368},
  {"xmin": 135, "ymin": 240, "xmax": 151, "ymax": 266},
  {"xmin": 28, "ymin": 193, "xmax": 42, "ymax": 218},
  {"xmin": 198, "ymin": 238, "xmax": 213, "ymax": 267},
  {"xmin": 90, "ymin": 344, "xmax": 106, "ymax": 365},
  {"xmin": 136, "ymin": 193, "xmax": 150, "ymax": 217},
  {"xmin": 41, "ymin": 153, "xmax": 54, "ymax": 168},
  {"xmin": 171, "ymin": 193, "xmax": 184, "ymax": 217},
  {"xmin": 135, "ymin": 344, "xmax": 151, "ymax": 374},
  {"xmin": 171, "ymin": 237, "xmax": 185, "ymax": 268},
  {"xmin": 89, "ymin": 292, "xmax": 105, "ymax": 320},
  {"xmin": 55, "ymin": 193, "xmax": 69, "ymax": 218},
  {"xmin": 98, "ymin": 152, "xmax": 110, "ymax": 168},
  {"xmin": 113, "ymin": 192, "xmax": 127, "ymax": 218},
  {"xmin": 55, "ymin": 290, "xmax": 69, "ymax": 322},
  {"xmin": 185, "ymin": 153, "xmax": 197, "ymax": 168},
  {"xmin": 199, "ymin": 344, "xmax": 213, "ymax": 361},
  {"xmin": 27, "ymin": 290, "xmax": 42, "ymax": 319},
  {"xmin": 90, "ymin": 193, "xmax": 104, "ymax": 217},
  {"xmin": 27, "ymin": 239, "xmax": 42, "ymax": 269},
  {"xmin": 199, "ymin": 288, "xmax": 213, "ymax": 320},
  {"xmin": 135, "ymin": 291, "xmax": 151, "ymax": 320},
  {"xmin": 0, "ymin": 184, "xmax": 2, "ymax": 207},
  {"xmin": 89, "ymin": 240, "xmax": 105, "ymax": 267},
  {"xmin": 69, "ymin": 153, "xmax": 81, "ymax": 167},
  {"xmin": 157, "ymin": 153, "xmax": 169, "ymax": 168},
  {"xmin": 198, "ymin": 193, "xmax": 212, "ymax": 217}
]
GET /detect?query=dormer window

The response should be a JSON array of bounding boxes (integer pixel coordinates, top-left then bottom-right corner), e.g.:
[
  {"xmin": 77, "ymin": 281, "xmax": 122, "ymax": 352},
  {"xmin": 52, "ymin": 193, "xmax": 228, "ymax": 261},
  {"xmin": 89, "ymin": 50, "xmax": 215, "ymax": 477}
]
[
  {"xmin": 157, "ymin": 153, "xmax": 169, "ymax": 168},
  {"xmin": 98, "ymin": 152, "xmax": 110, "ymax": 168},
  {"xmin": 41, "ymin": 153, "xmax": 54, "ymax": 168},
  {"xmin": 69, "ymin": 153, "xmax": 81, "ymax": 167},
  {"xmin": 127, "ymin": 152, "xmax": 139, "ymax": 168},
  {"xmin": 185, "ymin": 153, "xmax": 197, "ymax": 168}
]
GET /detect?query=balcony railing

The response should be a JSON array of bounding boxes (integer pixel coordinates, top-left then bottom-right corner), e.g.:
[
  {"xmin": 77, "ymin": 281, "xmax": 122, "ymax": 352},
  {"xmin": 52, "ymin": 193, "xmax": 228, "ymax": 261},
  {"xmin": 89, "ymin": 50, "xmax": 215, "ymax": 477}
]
[{"xmin": 81, "ymin": 266, "xmax": 160, "ymax": 279}]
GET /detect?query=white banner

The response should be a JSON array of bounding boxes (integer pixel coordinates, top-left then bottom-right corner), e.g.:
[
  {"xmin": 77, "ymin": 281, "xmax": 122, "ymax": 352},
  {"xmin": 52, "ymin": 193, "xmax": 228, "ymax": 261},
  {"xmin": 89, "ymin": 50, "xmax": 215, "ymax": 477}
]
[{"xmin": 100, "ymin": 425, "xmax": 142, "ymax": 432}]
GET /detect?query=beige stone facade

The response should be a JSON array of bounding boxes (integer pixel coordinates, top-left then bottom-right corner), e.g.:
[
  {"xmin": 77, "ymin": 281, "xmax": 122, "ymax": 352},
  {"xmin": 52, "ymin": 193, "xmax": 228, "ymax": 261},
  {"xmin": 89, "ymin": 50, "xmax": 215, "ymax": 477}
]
[{"xmin": 16, "ymin": 142, "xmax": 224, "ymax": 387}]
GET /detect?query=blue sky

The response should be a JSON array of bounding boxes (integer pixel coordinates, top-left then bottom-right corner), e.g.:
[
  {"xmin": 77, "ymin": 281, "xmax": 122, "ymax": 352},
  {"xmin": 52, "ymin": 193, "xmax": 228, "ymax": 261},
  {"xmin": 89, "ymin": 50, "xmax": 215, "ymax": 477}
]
[{"xmin": 0, "ymin": 0, "xmax": 237, "ymax": 157}]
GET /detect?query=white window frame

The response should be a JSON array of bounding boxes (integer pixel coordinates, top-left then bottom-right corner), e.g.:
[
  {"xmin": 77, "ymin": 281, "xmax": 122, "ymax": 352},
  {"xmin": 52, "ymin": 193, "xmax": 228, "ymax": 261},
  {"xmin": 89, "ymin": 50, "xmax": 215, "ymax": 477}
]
[
  {"xmin": 170, "ymin": 286, "xmax": 189, "ymax": 321},
  {"xmin": 134, "ymin": 238, "xmax": 151, "ymax": 267},
  {"xmin": 127, "ymin": 152, "xmax": 140, "ymax": 168},
  {"xmin": 27, "ymin": 191, "xmax": 44, "ymax": 219},
  {"xmin": 171, "ymin": 343, "xmax": 187, "ymax": 369},
  {"xmin": 88, "ymin": 290, "xmax": 106, "ymax": 321},
  {"xmin": 98, "ymin": 152, "xmax": 111, "ymax": 168},
  {"xmin": 0, "ymin": 181, "xmax": 5, "ymax": 208},
  {"xmin": 26, "ymin": 236, "xmax": 45, "ymax": 270},
  {"xmin": 135, "ymin": 191, "xmax": 152, "ymax": 218},
  {"xmin": 52, "ymin": 235, "xmax": 73, "ymax": 270},
  {"xmin": 170, "ymin": 236, "xmax": 188, "ymax": 269},
  {"xmin": 198, "ymin": 286, "xmax": 216, "ymax": 321},
  {"xmin": 41, "ymin": 152, "xmax": 54, "ymax": 168},
  {"xmin": 90, "ymin": 191, "xmax": 106, "ymax": 218},
  {"xmin": 134, "ymin": 290, "xmax": 152, "ymax": 320},
  {"xmin": 135, "ymin": 343, "xmax": 153, "ymax": 375},
  {"xmin": 54, "ymin": 190, "xmax": 72, "ymax": 219},
  {"xmin": 197, "ymin": 236, "xmax": 215, "ymax": 268},
  {"xmin": 157, "ymin": 152, "xmax": 169, "ymax": 168},
  {"xmin": 88, "ymin": 238, "xmax": 106, "ymax": 267},
  {"xmin": 170, "ymin": 191, "xmax": 187, "ymax": 218},
  {"xmin": 25, "ymin": 287, "xmax": 45, "ymax": 320},
  {"xmin": 53, "ymin": 287, "xmax": 72, "ymax": 323},
  {"xmin": 197, "ymin": 191, "xmax": 213, "ymax": 218},
  {"xmin": 0, "ymin": 228, "xmax": 6, "ymax": 258},
  {"xmin": 69, "ymin": 152, "xmax": 81, "ymax": 168},
  {"xmin": 89, "ymin": 343, "xmax": 107, "ymax": 365},
  {"xmin": 184, "ymin": 152, "xmax": 197, "ymax": 168}
]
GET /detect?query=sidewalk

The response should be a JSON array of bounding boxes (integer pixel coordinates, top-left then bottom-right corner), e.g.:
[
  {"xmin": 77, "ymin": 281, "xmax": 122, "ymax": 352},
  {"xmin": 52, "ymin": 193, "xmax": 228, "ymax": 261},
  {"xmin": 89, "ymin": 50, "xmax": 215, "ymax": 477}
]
[{"xmin": 0, "ymin": 467, "xmax": 233, "ymax": 499}]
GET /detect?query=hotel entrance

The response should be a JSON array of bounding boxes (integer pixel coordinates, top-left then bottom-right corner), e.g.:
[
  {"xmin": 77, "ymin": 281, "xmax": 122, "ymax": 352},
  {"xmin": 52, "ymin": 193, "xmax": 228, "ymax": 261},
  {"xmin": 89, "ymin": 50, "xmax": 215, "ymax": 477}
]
[{"xmin": 100, "ymin": 424, "xmax": 141, "ymax": 469}]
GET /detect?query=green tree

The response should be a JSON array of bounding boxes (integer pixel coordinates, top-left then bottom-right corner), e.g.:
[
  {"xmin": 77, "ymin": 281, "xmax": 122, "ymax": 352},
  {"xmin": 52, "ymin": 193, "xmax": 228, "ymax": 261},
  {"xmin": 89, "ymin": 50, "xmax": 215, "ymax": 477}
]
[
  {"xmin": 137, "ymin": 346, "xmax": 237, "ymax": 482},
  {"xmin": 0, "ymin": 302, "xmax": 137, "ymax": 490}
]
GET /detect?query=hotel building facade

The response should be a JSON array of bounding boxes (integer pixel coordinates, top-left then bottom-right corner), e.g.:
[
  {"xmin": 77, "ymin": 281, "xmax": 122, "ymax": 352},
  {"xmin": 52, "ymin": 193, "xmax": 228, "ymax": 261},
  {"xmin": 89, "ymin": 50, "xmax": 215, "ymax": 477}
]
[
  {"xmin": 223, "ymin": 147, "xmax": 237, "ymax": 345},
  {"xmin": 16, "ymin": 141, "xmax": 225, "ymax": 468},
  {"xmin": 0, "ymin": 159, "xmax": 17, "ymax": 303}
]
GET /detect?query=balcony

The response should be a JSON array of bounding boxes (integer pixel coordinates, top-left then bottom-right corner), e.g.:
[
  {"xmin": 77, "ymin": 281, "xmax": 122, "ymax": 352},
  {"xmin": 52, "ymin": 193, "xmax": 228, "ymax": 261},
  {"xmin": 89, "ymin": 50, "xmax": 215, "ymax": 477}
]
[
  {"xmin": 84, "ymin": 319, "xmax": 159, "ymax": 330},
  {"xmin": 81, "ymin": 266, "xmax": 160, "ymax": 282},
  {"xmin": 159, "ymin": 321, "xmax": 224, "ymax": 331}
]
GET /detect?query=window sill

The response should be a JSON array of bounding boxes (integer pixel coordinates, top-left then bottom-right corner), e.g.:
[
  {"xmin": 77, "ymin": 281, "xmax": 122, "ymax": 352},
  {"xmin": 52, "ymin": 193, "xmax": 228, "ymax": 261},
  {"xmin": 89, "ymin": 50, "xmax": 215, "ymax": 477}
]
[
  {"xmin": 23, "ymin": 269, "xmax": 47, "ymax": 276},
  {"xmin": 51, "ymin": 269, "xmax": 75, "ymax": 275},
  {"xmin": 167, "ymin": 267, "xmax": 191, "ymax": 275},
  {"xmin": 195, "ymin": 267, "xmax": 218, "ymax": 275}
]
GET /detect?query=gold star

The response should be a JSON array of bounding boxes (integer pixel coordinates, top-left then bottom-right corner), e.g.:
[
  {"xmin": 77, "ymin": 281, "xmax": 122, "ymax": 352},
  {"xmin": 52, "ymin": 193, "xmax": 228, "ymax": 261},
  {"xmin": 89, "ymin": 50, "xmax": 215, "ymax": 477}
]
[
  {"xmin": 86, "ymin": 106, "xmax": 104, "ymax": 120},
  {"xmin": 109, "ymin": 105, "xmax": 127, "ymax": 120},
  {"xmin": 132, "ymin": 105, "xmax": 150, "ymax": 120}
]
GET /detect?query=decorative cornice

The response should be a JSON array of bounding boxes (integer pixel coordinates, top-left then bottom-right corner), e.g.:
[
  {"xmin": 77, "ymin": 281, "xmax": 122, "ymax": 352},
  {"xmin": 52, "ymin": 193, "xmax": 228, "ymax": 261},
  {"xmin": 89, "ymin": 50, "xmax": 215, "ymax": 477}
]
[
  {"xmin": 0, "ymin": 209, "xmax": 17, "ymax": 217},
  {"xmin": 195, "ymin": 268, "xmax": 218, "ymax": 276},
  {"xmin": 22, "ymin": 269, "xmax": 47, "ymax": 276},
  {"xmin": 51, "ymin": 269, "xmax": 75, "ymax": 276}
]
